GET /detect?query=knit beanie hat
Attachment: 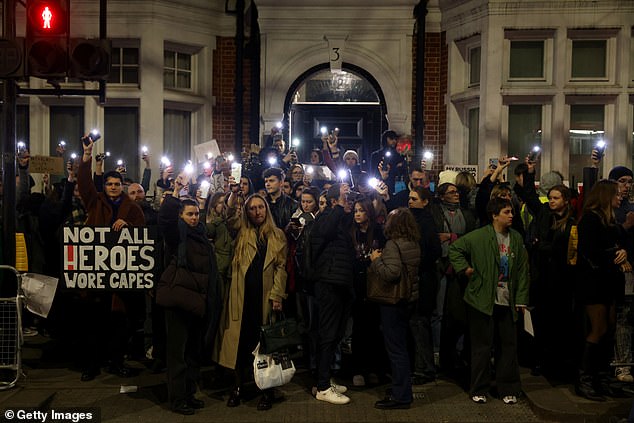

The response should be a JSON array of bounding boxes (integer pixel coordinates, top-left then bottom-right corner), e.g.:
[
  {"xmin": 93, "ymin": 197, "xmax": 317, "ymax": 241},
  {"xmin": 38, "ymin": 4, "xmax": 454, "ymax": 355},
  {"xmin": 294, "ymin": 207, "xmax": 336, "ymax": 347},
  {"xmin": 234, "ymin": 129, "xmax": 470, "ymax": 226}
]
[
  {"xmin": 538, "ymin": 171, "xmax": 563, "ymax": 195},
  {"xmin": 608, "ymin": 166, "xmax": 633, "ymax": 181},
  {"xmin": 438, "ymin": 170, "xmax": 458, "ymax": 186},
  {"xmin": 343, "ymin": 150, "xmax": 359, "ymax": 162}
]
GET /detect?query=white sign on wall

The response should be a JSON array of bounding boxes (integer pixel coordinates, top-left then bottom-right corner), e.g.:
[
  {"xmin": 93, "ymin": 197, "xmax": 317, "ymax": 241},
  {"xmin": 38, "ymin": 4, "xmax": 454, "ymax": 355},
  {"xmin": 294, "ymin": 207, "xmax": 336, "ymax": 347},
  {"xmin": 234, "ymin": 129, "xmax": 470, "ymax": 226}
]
[{"xmin": 444, "ymin": 164, "xmax": 478, "ymax": 182}]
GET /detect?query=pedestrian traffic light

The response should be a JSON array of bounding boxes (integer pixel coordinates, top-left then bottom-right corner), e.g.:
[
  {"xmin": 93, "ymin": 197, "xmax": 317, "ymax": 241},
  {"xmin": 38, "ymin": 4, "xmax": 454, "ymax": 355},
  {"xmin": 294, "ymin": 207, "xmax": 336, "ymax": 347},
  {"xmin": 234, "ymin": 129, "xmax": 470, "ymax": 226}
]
[
  {"xmin": 69, "ymin": 39, "xmax": 111, "ymax": 80},
  {"xmin": 0, "ymin": 38, "xmax": 24, "ymax": 79},
  {"xmin": 26, "ymin": 0, "xmax": 69, "ymax": 78}
]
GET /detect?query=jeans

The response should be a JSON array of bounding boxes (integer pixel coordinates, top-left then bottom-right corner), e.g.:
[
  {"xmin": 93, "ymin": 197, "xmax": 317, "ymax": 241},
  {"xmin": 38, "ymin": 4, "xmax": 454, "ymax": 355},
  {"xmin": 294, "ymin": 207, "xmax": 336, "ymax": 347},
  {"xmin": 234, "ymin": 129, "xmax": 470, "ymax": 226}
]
[
  {"xmin": 380, "ymin": 303, "xmax": 413, "ymax": 403},
  {"xmin": 410, "ymin": 310, "xmax": 436, "ymax": 377}
]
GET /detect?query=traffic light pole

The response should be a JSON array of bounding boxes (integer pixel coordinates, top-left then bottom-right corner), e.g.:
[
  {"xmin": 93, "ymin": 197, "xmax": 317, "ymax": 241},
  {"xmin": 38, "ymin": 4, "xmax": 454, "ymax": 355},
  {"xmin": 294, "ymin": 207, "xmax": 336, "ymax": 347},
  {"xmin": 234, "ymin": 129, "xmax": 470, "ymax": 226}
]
[{"xmin": 1, "ymin": 0, "xmax": 17, "ymax": 280}]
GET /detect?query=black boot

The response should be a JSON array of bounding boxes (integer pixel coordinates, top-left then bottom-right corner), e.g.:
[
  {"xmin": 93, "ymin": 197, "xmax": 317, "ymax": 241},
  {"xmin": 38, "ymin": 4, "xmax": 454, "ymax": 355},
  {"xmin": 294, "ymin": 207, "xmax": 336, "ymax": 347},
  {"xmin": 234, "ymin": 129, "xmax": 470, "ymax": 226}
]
[
  {"xmin": 576, "ymin": 373, "xmax": 605, "ymax": 401},
  {"xmin": 575, "ymin": 342, "xmax": 605, "ymax": 402}
]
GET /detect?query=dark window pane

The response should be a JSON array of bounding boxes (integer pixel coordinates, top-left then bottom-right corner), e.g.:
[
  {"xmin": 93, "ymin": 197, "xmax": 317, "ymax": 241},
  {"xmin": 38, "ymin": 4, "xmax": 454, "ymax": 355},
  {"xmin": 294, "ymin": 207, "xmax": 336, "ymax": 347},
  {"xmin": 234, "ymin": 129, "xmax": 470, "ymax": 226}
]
[
  {"xmin": 105, "ymin": 108, "xmax": 140, "ymax": 182},
  {"xmin": 111, "ymin": 48, "xmax": 121, "ymax": 65},
  {"xmin": 164, "ymin": 51, "xmax": 175, "ymax": 68},
  {"xmin": 50, "ymin": 107, "xmax": 84, "ymax": 178},
  {"xmin": 177, "ymin": 71, "xmax": 191, "ymax": 89},
  {"xmin": 122, "ymin": 48, "xmax": 139, "ymax": 65},
  {"xmin": 122, "ymin": 68, "xmax": 138, "ymax": 84},
  {"xmin": 108, "ymin": 65, "xmax": 121, "ymax": 83},
  {"xmin": 510, "ymin": 41, "xmax": 544, "ymax": 78},
  {"xmin": 572, "ymin": 40, "xmax": 606, "ymax": 78},
  {"xmin": 164, "ymin": 109, "xmax": 191, "ymax": 171},
  {"xmin": 469, "ymin": 47, "xmax": 481, "ymax": 85},
  {"xmin": 164, "ymin": 69, "xmax": 175, "ymax": 88},
  {"xmin": 177, "ymin": 53, "xmax": 191, "ymax": 71}
]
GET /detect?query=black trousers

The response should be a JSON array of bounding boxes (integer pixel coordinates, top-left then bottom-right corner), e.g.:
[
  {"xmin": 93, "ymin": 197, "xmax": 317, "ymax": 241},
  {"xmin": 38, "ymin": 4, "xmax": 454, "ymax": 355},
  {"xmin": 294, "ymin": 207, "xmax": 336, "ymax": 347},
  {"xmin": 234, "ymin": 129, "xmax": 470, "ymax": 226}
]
[
  {"xmin": 468, "ymin": 304, "xmax": 520, "ymax": 397},
  {"xmin": 165, "ymin": 308, "xmax": 203, "ymax": 408},
  {"xmin": 315, "ymin": 283, "xmax": 353, "ymax": 391}
]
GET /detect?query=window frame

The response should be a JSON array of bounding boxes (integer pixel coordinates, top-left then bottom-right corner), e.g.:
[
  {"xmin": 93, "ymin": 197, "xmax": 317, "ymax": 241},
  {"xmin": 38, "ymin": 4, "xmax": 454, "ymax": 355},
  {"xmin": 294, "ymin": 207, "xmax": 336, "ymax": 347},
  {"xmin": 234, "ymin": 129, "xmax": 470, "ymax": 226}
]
[
  {"xmin": 567, "ymin": 28, "xmax": 618, "ymax": 84},
  {"xmin": 109, "ymin": 39, "xmax": 141, "ymax": 87},
  {"xmin": 455, "ymin": 34, "xmax": 482, "ymax": 90},
  {"xmin": 503, "ymin": 29, "xmax": 554, "ymax": 85},
  {"xmin": 163, "ymin": 41, "xmax": 200, "ymax": 92}
]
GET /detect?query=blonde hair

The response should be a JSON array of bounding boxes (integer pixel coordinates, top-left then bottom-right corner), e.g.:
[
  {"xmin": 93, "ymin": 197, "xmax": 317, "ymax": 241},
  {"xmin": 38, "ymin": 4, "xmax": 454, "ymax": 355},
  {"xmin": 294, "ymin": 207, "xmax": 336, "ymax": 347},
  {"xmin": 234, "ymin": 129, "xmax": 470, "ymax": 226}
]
[{"xmin": 233, "ymin": 194, "xmax": 284, "ymax": 263}]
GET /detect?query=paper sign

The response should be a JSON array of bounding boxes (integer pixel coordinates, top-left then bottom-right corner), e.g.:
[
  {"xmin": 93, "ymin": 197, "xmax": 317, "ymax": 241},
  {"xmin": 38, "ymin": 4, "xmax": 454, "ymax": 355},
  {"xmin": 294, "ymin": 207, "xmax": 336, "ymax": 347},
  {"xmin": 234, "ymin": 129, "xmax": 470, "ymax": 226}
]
[
  {"xmin": 524, "ymin": 308, "xmax": 534, "ymax": 337},
  {"xmin": 193, "ymin": 140, "xmax": 221, "ymax": 164},
  {"xmin": 443, "ymin": 164, "xmax": 478, "ymax": 182},
  {"xmin": 29, "ymin": 155, "xmax": 64, "ymax": 174}
]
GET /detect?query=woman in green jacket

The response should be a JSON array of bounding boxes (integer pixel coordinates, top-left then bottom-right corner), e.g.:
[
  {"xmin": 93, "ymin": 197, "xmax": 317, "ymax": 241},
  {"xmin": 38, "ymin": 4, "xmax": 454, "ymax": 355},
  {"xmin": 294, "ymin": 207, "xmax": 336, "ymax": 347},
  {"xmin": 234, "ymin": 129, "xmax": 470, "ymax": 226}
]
[{"xmin": 449, "ymin": 198, "xmax": 529, "ymax": 405}]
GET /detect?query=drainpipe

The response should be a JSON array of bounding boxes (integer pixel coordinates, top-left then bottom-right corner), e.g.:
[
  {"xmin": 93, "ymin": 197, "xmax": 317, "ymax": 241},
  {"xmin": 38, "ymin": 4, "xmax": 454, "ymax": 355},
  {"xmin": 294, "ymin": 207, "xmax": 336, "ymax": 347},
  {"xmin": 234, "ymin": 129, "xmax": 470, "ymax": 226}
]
[
  {"xmin": 414, "ymin": 1, "xmax": 428, "ymax": 152},
  {"xmin": 235, "ymin": 0, "xmax": 245, "ymax": 155},
  {"xmin": 248, "ymin": 4, "xmax": 260, "ymax": 146}
]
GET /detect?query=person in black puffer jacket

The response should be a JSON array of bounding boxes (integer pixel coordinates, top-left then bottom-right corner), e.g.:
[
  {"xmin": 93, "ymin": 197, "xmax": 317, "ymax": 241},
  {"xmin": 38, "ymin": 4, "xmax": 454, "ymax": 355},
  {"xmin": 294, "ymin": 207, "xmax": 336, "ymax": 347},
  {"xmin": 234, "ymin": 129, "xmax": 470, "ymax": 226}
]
[
  {"xmin": 158, "ymin": 174, "xmax": 221, "ymax": 416},
  {"xmin": 310, "ymin": 183, "xmax": 355, "ymax": 405}
]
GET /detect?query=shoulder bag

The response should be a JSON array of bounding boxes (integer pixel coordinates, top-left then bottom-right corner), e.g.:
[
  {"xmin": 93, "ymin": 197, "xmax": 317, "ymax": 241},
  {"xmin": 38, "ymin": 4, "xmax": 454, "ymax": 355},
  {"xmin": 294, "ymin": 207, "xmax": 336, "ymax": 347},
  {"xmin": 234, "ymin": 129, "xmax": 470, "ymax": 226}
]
[{"xmin": 367, "ymin": 241, "xmax": 418, "ymax": 305}]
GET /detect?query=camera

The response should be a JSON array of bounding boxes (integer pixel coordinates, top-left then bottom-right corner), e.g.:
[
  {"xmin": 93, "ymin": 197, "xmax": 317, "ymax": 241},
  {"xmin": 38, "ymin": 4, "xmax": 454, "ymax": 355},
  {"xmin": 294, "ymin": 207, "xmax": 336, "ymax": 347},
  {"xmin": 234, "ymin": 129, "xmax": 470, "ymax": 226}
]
[{"xmin": 489, "ymin": 158, "xmax": 499, "ymax": 169}]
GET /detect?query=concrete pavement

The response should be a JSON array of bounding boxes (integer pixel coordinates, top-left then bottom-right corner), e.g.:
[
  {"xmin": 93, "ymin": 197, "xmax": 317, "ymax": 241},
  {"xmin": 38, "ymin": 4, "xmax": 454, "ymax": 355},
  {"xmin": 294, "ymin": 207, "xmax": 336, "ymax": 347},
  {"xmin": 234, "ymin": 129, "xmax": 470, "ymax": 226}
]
[{"xmin": 0, "ymin": 335, "xmax": 632, "ymax": 423}]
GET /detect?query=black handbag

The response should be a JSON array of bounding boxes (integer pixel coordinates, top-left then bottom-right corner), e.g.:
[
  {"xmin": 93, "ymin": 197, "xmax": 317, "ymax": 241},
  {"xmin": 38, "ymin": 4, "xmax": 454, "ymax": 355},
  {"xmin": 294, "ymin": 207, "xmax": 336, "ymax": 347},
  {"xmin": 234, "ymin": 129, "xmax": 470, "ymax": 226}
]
[{"xmin": 259, "ymin": 312, "xmax": 302, "ymax": 354}]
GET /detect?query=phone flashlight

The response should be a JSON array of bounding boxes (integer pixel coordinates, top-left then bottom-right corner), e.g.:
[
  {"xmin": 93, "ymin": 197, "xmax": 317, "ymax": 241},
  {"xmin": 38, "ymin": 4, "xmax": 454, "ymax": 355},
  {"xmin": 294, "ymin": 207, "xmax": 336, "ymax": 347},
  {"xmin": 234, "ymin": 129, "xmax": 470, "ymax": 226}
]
[
  {"xmin": 337, "ymin": 169, "xmax": 347, "ymax": 182},
  {"xmin": 368, "ymin": 177, "xmax": 379, "ymax": 189},
  {"xmin": 141, "ymin": 146, "xmax": 148, "ymax": 154},
  {"xmin": 117, "ymin": 159, "xmax": 124, "ymax": 166},
  {"xmin": 320, "ymin": 127, "xmax": 328, "ymax": 136},
  {"xmin": 276, "ymin": 121, "xmax": 283, "ymax": 129},
  {"xmin": 161, "ymin": 157, "xmax": 171, "ymax": 167},
  {"xmin": 184, "ymin": 161, "xmax": 194, "ymax": 175},
  {"xmin": 58, "ymin": 141, "xmax": 66, "ymax": 147},
  {"xmin": 70, "ymin": 153, "xmax": 77, "ymax": 160},
  {"xmin": 528, "ymin": 145, "xmax": 541, "ymax": 162},
  {"xmin": 595, "ymin": 140, "xmax": 606, "ymax": 158},
  {"xmin": 306, "ymin": 166, "xmax": 314, "ymax": 175},
  {"xmin": 423, "ymin": 151, "xmax": 433, "ymax": 160},
  {"xmin": 268, "ymin": 156, "xmax": 277, "ymax": 166},
  {"xmin": 227, "ymin": 153, "xmax": 235, "ymax": 162}
]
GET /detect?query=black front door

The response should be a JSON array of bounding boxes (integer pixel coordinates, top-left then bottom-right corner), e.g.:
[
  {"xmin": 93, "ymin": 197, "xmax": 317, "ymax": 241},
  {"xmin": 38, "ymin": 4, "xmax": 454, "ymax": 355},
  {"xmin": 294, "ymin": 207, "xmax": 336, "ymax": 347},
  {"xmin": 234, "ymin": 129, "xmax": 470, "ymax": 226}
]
[{"xmin": 290, "ymin": 103, "xmax": 385, "ymax": 171}]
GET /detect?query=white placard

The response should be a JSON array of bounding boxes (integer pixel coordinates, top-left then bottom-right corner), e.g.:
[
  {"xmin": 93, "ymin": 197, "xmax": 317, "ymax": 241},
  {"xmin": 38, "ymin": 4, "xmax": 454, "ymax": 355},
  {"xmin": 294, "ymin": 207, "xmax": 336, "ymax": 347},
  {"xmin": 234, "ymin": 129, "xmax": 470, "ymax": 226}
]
[
  {"xmin": 443, "ymin": 164, "xmax": 478, "ymax": 182},
  {"xmin": 193, "ymin": 140, "xmax": 221, "ymax": 164}
]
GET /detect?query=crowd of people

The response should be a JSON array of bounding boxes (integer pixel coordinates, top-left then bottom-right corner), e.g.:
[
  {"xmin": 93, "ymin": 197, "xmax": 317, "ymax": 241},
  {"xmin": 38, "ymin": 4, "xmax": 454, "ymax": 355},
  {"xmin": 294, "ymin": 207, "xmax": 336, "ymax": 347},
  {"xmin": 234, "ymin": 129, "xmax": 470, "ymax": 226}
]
[{"xmin": 10, "ymin": 128, "xmax": 634, "ymax": 415}]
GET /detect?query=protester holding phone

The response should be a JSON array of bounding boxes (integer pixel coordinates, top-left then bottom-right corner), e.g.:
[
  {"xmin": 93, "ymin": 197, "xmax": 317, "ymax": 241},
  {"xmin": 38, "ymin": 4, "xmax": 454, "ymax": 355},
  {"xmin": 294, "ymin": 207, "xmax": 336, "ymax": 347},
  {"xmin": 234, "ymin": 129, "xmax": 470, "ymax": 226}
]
[
  {"xmin": 76, "ymin": 134, "xmax": 145, "ymax": 382},
  {"xmin": 371, "ymin": 130, "xmax": 406, "ymax": 195}
]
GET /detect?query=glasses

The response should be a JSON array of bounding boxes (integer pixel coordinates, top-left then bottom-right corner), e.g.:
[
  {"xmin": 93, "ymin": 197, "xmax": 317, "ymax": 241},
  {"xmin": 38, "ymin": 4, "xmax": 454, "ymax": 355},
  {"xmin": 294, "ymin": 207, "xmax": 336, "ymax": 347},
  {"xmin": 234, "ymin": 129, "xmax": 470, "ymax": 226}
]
[
  {"xmin": 617, "ymin": 178, "xmax": 633, "ymax": 185},
  {"xmin": 105, "ymin": 182, "xmax": 122, "ymax": 187}
]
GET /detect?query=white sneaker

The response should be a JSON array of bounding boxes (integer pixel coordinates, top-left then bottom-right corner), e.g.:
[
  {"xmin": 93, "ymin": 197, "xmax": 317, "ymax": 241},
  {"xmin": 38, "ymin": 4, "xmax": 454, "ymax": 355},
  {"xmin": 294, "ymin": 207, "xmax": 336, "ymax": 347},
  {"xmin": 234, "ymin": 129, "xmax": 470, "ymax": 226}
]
[
  {"xmin": 330, "ymin": 378, "xmax": 348, "ymax": 393},
  {"xmin": 616, "ymin": 367, "xmax": 634, "ymax": 383},
  {"xmin": 471, "ymin": 395, "xmax": 486, "ymax": 404},
  {"xmin": 502, "ymin": 395, "xmax": 517, "ymax": 405},
  {"xmin": 316, "ymin": 387, "xmax": 350, "ymax": 405},
  {"xmin": 352, "ymin": 375, "xmax": 365, "ymax": 387}
]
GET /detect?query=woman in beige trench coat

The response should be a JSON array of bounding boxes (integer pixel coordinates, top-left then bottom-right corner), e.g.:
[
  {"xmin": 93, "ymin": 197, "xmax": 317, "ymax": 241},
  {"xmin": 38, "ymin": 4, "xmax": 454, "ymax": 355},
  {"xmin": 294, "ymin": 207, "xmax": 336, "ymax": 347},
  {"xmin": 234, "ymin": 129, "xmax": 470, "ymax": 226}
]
[{"xmin": 213, "ymin": 193, "xmax": 288, "ymax": 411}]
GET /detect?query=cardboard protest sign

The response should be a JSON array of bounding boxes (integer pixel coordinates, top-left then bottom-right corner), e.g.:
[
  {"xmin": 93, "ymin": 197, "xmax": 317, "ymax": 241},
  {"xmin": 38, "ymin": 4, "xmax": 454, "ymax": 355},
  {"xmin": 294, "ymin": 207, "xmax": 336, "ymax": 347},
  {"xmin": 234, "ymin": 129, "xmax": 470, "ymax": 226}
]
[
  {"xmin": 30, "ymin": 155, "xmax": 65, "ymax": 174},
  {"xmin": 62, "ymin": 226, "xmax": 158, "ymax": 290}
]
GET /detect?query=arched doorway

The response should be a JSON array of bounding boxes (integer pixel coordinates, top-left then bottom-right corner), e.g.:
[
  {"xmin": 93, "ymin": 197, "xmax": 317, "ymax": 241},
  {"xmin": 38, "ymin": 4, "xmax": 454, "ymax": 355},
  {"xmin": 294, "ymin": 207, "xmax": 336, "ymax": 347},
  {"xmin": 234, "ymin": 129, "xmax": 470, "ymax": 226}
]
[{"xmin": 284, "ymin": 63, "xmax": 388, "ymax": 169}]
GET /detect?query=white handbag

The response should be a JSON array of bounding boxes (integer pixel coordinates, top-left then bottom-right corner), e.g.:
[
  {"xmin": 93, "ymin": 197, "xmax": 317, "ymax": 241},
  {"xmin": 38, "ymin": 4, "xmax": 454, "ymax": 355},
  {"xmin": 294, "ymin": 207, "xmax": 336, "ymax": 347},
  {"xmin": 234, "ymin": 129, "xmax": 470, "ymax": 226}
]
[{"xmin": 252, "ymin": 342, "xmax": 296, "ymax": 390}]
